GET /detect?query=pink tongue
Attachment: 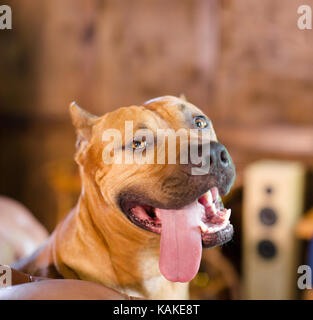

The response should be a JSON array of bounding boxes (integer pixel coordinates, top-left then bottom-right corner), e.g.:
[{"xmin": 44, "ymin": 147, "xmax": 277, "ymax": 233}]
[{"xmin": 155, "ymin": 202, "xmax": 203, "ymax": 282}]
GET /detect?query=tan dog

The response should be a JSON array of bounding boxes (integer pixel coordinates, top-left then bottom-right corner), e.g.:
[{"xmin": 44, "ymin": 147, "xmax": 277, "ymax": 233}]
[{"xmin": 14, "ymin": 96, "xmax": 235, "ymax": 299}]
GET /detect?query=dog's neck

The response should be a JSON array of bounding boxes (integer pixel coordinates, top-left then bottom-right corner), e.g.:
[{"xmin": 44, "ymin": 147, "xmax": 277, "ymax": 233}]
[{"xmin": 51, "ymin": 171, "xmax": 188, "ymax": 299}]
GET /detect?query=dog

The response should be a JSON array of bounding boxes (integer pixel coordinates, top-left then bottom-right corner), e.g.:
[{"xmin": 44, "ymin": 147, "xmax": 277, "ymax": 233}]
[{"xmin": 13, "ymin": 95, "xmax": 235, "ymax": 299}]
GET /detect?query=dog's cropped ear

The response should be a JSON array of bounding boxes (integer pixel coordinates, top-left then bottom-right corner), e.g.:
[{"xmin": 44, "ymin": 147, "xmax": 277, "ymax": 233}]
[{"xmin": 69, "ymin": 102, "xmax": 98, "ymax": 142}]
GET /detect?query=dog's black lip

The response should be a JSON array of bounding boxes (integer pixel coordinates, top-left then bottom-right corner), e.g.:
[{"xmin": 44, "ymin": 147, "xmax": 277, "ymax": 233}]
[
  {"xmin": 128, "ymin": 210, "xmax": 161, "ymax": 233},
  {"xmin": 201, "ymin": 224, "xmax": 234, "ymax": 248},
  {"xmin": 118, "ymin": 191, "xmax": 197, "ymax": 214},
  {"xmin": 119, "ymin": 198, "xmax": 162, "ymax": 233}
]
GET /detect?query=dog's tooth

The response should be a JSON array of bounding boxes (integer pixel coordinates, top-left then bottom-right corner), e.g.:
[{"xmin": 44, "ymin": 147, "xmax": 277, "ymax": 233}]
[
  {"xmin": 199, "ymin": 221, "xmax": 209, "ymax": 233},
  {"xmin": 207, "ymin": 190, "xmax": 213, "ymax": 204},
  {"xmin": 211, "ymin": 187, "xmax": 218, "ymax": 202},
  {"xmin": 211, "ymin": 203, "xmax": 217, "ymax": 215},
  {"xmin": 225, "ymin": 209, "xmax": 231, "ymax": 221},
  {"xmin": 207, "ymin": 225, "xmax": 221, "ymax": 233}
]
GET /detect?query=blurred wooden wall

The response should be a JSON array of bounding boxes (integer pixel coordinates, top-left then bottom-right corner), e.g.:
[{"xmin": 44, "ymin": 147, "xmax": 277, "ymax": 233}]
[
  {"xmin": 216, "ymin": 0, "xmax": 313, "ymax": 184},
  {"xmin": 218, "ymin": 0, "xmax": 313, "ymax": 126},
  {"xmin": 6, "ymin": 0, "xmax": 219, "ymax": 117},
  {"xmin": 0, "ymin": 0, "xmax": 312, "ymax": 230}
]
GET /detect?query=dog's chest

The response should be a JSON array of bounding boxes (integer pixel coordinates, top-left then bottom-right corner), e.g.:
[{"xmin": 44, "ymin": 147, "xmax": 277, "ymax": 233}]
[{"xmin": 126, "ymin": 254, "xmax": 189, "ymax": 299}]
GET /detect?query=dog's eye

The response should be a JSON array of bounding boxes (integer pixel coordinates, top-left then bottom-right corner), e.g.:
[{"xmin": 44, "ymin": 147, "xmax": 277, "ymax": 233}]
[
  {"xmin": 194, "ymin": 116, "xmax": 208, "ymax": 129},
  {"xmin": 132, "ymin": 139, "xmax": 146, "ymax": 150}
]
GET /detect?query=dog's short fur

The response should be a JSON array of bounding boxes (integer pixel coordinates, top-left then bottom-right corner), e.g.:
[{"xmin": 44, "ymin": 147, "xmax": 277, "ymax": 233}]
[{"xmin": 14, "ymin": 96, "xmax": 235, "ymax": 299}]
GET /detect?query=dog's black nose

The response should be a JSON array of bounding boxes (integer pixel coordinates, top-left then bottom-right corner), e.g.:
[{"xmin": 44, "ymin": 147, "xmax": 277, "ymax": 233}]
[
  {"xmin": 208, "ymin": 141, "xmax": 235, "ymax": 195},
  {"xmin": 210, "ymin": 141, "xmax": 230, "ymax": 169},
  {"xmin": 179, "ymin": 139, "xmax": 235, "ymax": 197}
]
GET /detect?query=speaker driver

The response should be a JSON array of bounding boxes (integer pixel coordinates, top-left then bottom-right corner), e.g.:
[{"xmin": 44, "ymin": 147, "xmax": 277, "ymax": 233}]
[
  {"xmin": 257, "ymin": 239, "xmax": 277, "ymax": 259},
  {"xmin": 259, "ymin": 207, "xmax": 277, "ymax": 226}
]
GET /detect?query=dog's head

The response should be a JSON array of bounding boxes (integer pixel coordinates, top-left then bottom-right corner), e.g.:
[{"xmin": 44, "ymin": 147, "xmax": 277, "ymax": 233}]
[{"xmin": 70, "ymin": 96, "xmax": 235, "ymax": 283}]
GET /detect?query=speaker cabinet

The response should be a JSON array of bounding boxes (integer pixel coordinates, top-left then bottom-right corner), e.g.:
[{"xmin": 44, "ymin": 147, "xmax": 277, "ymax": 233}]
[{"xmin": 243, "ymin": 160, "xmax": 305, "ymax": 300}]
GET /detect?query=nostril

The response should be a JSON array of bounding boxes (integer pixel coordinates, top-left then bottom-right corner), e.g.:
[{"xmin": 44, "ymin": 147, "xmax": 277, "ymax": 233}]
[
  {"xmin": 220, "ymin": 150, "xmax": 229, "ymax": 166},
  {"xmin": 210, "ymin": 155, "xmax": 213, "ymax": 166}
]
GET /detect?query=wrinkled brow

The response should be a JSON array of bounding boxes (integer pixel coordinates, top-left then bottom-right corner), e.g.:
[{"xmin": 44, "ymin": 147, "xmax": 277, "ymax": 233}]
[{"xmin": 136, "ymin": 123, "xmax": 149, "ymax": 130}]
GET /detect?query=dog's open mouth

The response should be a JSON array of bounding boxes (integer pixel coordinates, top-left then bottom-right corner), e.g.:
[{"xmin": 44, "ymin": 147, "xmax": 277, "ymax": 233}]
[
  {"xmin": 127, "ymin": 187, "xmax": 231, "ymax": 237},
  {"xmin": 121, "ymin": 187, "xmax": 233, "ymax": 283}
]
